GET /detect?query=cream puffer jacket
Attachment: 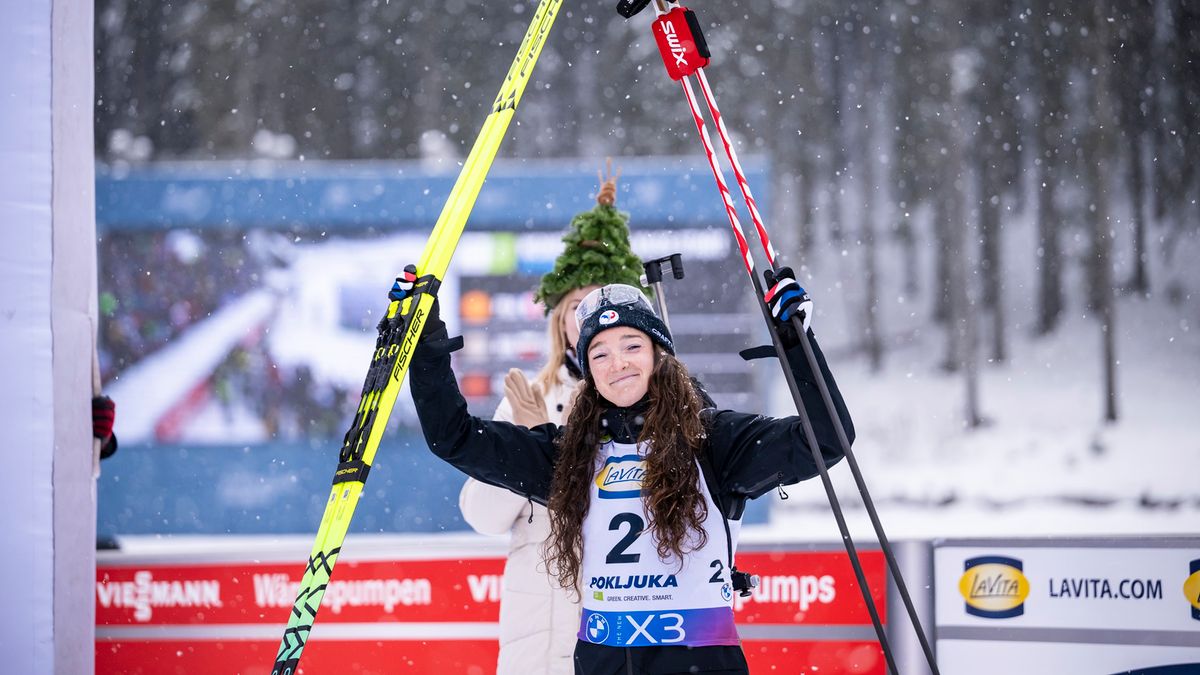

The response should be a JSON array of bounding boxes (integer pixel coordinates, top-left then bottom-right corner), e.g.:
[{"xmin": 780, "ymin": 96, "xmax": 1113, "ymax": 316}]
[{"xmin": 459, "ymin": 368, "xmax": 579, "ymax": 675}]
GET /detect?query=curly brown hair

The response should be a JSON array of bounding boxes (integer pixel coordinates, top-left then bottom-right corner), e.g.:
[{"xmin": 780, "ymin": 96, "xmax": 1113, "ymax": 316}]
[{"xmin": 544, "ymin": 349, "xmax": 709, "ymax": 593}]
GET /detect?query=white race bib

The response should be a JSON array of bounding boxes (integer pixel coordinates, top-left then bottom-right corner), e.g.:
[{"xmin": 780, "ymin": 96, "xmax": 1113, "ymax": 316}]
[{"xmin": 577, "ymin": 439, "xmax": 741, "ymax": 648}]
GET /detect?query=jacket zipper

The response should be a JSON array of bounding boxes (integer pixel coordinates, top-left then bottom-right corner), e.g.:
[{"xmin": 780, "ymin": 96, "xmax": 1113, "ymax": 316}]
[{"xmin": 745, "ymin": 470, "xmax": 785, "ymax": 497}]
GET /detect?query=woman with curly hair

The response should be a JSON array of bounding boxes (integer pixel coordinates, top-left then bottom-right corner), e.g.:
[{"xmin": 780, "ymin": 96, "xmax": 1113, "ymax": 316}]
[
  {"xmin": 409, "ymin": 278, "xmax": 853, "ymax": 675},
  {"xmin": 458, "ymin": 169, "xmax": 645, "ymax": 675}
]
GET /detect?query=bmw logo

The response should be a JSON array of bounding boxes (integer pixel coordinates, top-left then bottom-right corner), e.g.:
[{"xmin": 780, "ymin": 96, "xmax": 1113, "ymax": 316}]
[
  {"xmin": 721, "ymin": 583, "xmax": 733, "ymax": 602},
  {"xmin": 586, "ymin": 613, "xmax": 611, "ymax": 643},
  {"xmin": 599, "ymin": 309, "xmax": 619, "ymax": 325}
]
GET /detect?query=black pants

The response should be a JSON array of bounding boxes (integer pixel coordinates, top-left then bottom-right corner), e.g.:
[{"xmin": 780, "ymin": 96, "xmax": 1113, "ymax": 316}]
[{"xmin": 573, "ymin": 641, "xmax": 750, "ymax": 675}]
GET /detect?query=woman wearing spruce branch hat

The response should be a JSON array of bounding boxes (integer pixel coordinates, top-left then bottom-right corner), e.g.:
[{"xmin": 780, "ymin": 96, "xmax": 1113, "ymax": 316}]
[
  {"xmin": 410, "ymin": 269, "xmax": 854, "ymax": 673},
  {"xmin": 458, "ymin": 170, "xmax": 645, "ymax": 675}
]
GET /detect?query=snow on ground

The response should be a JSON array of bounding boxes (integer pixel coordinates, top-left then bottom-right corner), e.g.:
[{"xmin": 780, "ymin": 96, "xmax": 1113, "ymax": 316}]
[
  {"xmin": 750, "ymin": 168, "xmax": 1200, "ymax": 542},
  {"xmin": 762, "ymin": 291, "xmax": 1200, "ymax": 542}
]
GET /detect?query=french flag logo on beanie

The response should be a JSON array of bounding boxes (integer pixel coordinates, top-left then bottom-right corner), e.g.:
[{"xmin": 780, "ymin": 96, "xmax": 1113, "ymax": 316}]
[{"xmin": 599, "ymin": 309, "xmax": 619, "ymax": 325}]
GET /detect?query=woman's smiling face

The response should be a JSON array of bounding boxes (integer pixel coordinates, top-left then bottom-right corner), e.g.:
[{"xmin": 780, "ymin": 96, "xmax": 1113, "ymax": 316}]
[{"xmin": 586, "ymin": 326, "xmax": 654, "ymax": 407}]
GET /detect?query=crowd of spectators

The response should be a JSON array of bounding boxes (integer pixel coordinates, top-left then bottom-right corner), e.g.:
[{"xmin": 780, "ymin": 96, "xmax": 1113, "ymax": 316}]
[
  {"xmin": 98, "ymin": 230, "xmax": 354, "ymax": 441},
  {"xmin": 97, "ymin": 230, "xmax": 259, "ymax": 381},
  {"xmin": 210, "ymin": 345, "xmax": 354, "ymax": 440}
]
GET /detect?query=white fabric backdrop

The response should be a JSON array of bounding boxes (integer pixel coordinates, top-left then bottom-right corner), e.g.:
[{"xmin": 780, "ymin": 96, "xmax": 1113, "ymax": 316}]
[
  {"xmin": 0, "ymin": 0, "xmax": 95, "ymax": 672},
  {"xmin": 51, "ymin": 0, "xmax": 98, "ymax": 671}
]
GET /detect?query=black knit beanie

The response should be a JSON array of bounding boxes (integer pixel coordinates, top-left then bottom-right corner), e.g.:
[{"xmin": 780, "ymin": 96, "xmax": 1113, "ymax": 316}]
[{"xmin": 574, "ymin": 284, "xmax": 674, "ymax": 377}]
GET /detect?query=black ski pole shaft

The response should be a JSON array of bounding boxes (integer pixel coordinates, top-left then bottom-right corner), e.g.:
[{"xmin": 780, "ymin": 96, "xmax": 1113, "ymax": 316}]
[
  {"xmin": 789, "ymin": 313, "xmax": 942, "ymax": 671},
  {"xmin": 747, "ymin": 268, "xmax": 898, "ymax": 675},
  {"xmin": 684, "ymin": 28, "xmax": 941, "ymax": 669}
]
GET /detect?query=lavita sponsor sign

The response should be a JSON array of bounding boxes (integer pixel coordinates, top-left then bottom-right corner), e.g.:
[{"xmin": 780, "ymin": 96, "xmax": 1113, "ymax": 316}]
[
  {"xmin": 935, "ymin": 541, "xmax": 1200, "ymax": 675},
  {"xmin": 958, "ymin": 556, "xmax": 1029, "ymax": 619}
]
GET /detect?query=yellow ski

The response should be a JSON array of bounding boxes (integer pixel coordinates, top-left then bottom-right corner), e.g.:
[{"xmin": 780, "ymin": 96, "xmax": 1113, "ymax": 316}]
[{"xmin": 271, "ymin": 1, "xmax": 563, "ymax": 671}]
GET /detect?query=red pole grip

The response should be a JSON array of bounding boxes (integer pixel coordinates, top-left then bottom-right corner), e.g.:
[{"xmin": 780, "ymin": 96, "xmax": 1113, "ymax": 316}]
[{"xmin": 653, "ymin": 7, "xmax": 710, "ymax": 80}]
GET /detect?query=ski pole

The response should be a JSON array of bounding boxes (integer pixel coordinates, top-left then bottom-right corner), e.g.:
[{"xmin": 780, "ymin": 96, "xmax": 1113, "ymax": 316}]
[
  {"xmin": 675, "ymin": 9, "xmax": 942, "ymax": 673},
  {"xmin": 643, "ymin": 3, "xmax": 895, "ymax": 669},
  {"xmin": 641, "ymin": 253, "xmax": 685, "ymax": 330},
  {"xmin": 664, "ymin": 3, "xmax": 943, "ymax": 672},
  {"xmin": 700, "ymin": 46, "xmax": 942, "ymax": 665},
  {"xmin": 641, "ymin": 2, "xmax": 944, "ymax": 673}
]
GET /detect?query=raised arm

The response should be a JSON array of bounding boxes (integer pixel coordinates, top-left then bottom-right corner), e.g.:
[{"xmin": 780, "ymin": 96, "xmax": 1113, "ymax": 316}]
[
  {"xmin": 705, "ymin": 270, "xmax": 854, "ymax": 506},
  {"xmin": 706, "ymin": 327, "xmax": 854, "ymax": 502},
  {"xmin": 408, "ymin": 304, "xmax": 559, "ymax": 504},
  {"xmin": 458, "ymin": 392, "xmax": 546, "ymax": 536}
]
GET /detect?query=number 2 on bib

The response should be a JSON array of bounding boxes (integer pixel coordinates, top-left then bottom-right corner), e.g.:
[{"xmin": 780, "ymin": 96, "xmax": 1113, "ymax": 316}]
[{"xmin": 606, "ymin": 512, "xmax": 644, "ymax": 564}]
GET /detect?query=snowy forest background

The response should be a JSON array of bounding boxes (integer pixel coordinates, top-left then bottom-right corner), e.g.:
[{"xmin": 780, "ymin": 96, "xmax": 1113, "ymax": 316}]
[{"xmin": 93, "ymin": 0, "xmax": 1199, "ymax": 540}]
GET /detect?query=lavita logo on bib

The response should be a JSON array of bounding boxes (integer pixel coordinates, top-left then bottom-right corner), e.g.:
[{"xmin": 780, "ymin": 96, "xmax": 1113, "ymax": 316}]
[
  {"xmin": 595, "ymin": 454, "xmax": 645, "ymax": 499},
  {"xmin": 958, "ymin": 555, "xmax": 1029, "ymax": 619}
]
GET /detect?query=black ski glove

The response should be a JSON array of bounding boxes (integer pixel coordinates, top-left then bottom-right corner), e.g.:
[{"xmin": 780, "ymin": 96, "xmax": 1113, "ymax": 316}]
[
  {"xmin": 410, "ymin": 295, "xmax": 465, "ymax": 361},
  {"xmin": 764, "ymin": 266, "xmax": 813, "ymax": 348},
  {"xmin": 420, "ymin": 295, "xmax": 448, "ymax": 342}
]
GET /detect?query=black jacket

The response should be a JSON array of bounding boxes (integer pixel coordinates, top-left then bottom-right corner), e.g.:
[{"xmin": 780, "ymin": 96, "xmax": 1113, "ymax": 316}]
[{"xmin": 409, "ymin": 327, "xmax": 854, "ymax": 675}]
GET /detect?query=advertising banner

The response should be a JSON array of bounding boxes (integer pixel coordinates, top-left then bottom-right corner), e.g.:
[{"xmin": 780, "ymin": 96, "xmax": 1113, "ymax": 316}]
[
  {"xmin": 98, "ymin": 541, "xmax": 888, "ymax": 673},
  {"xmin": 934, "ymin": 538, "xmax": 1200, "ymax": 674}
]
